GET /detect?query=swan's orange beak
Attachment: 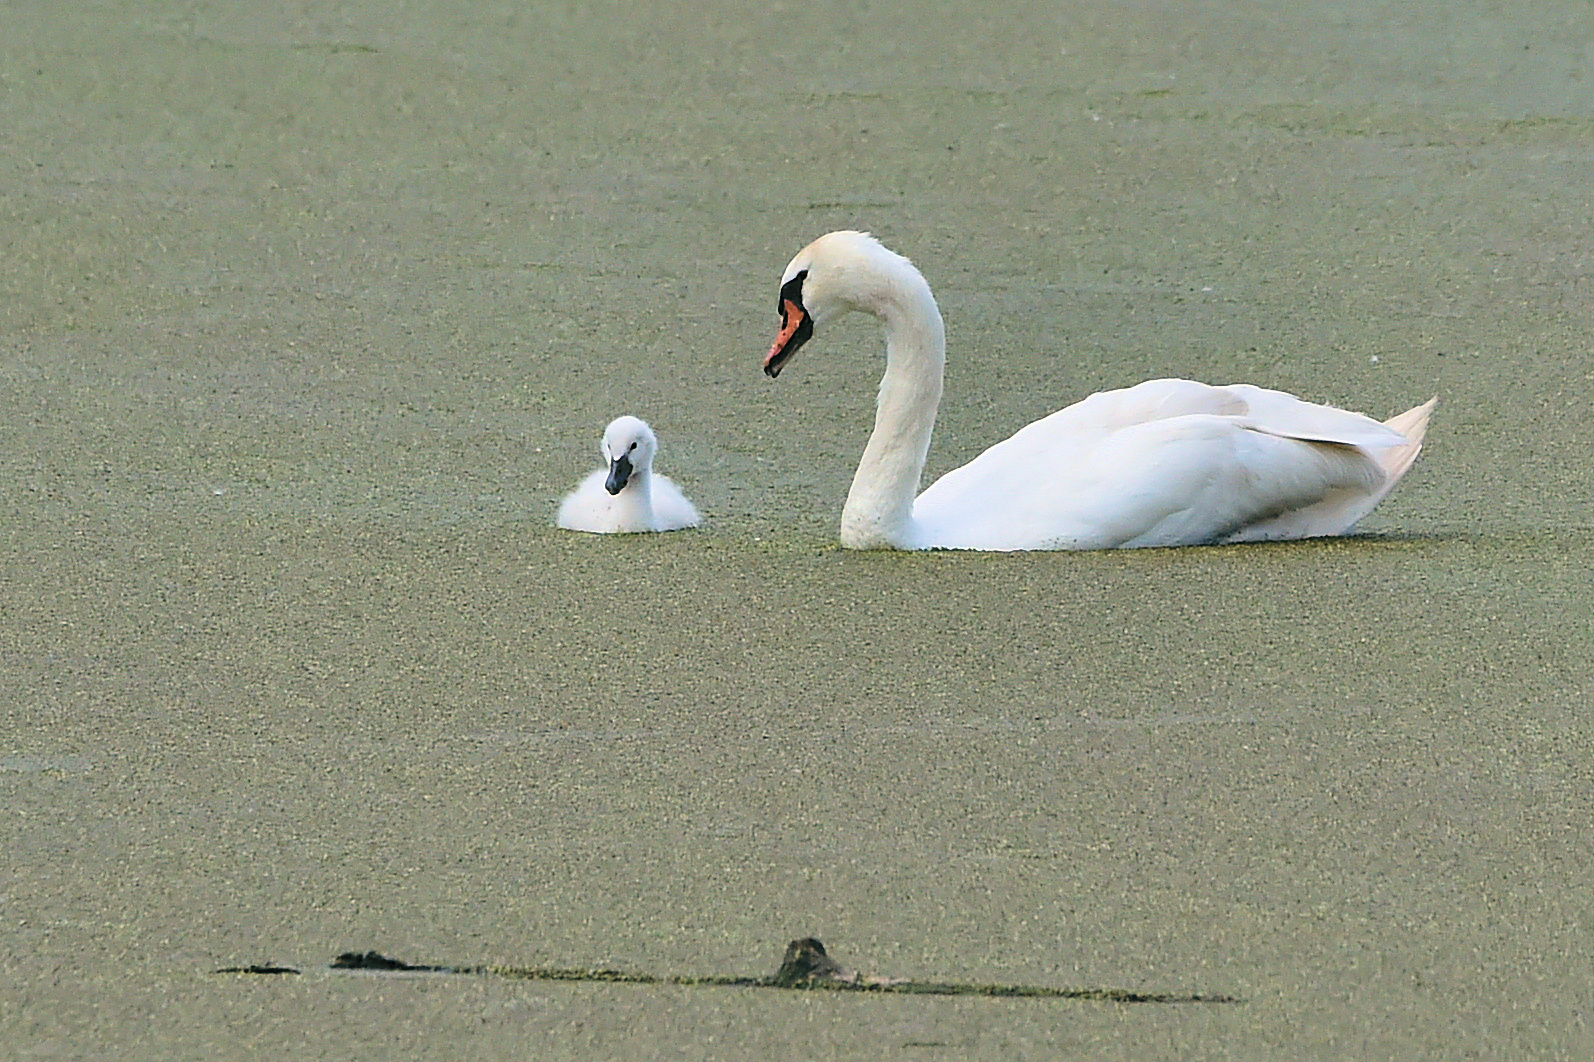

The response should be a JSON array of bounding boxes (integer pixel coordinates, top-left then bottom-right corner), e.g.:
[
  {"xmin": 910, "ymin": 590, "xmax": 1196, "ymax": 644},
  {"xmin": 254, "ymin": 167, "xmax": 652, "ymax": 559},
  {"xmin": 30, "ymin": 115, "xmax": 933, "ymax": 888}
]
[
  {"xmin": 765, "ymin": 270, "xmax": 813, "ymax": 378},
  {"xmin": 764, "ymin": 298, "xmax": 812, "ymax": 378}
]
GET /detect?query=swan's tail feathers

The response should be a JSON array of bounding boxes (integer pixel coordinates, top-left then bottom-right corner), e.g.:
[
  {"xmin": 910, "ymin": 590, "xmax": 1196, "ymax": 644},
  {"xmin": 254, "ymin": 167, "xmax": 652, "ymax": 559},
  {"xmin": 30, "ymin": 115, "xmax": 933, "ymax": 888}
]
[
  {"xmin": 1374, "ymin": 397, "xmax": 1436, "ymax": 487},
  {"xmin": 1223, "ymin": 397, "xmax": 1436, "ymax": 544},
  {"xmin": 1335, "ymin": 395, "xmax": 1436, "ymax": 527}
]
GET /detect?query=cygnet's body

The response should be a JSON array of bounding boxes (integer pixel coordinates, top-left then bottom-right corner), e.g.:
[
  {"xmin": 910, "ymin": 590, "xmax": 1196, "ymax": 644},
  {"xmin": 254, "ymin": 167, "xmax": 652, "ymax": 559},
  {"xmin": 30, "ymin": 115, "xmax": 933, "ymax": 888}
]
[{"xmin": 556, "ymin": 416, "xmax": 700, "ymax": 534}]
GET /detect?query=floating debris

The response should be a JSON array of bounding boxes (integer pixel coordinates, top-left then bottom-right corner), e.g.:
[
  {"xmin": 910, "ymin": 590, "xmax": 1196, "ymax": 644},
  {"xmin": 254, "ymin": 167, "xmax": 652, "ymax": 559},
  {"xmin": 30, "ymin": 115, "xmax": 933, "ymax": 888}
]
[
  {"xmin": 331, "ymin": 951, "xmax": 451, "ymax": 972},
  {"xmin": 772, "ymin": 937, "xmax": 858, "ymax": 986},
  {"xmin": 215, "ymin": 939, "xmax": 1239, "ymax": 1003}
]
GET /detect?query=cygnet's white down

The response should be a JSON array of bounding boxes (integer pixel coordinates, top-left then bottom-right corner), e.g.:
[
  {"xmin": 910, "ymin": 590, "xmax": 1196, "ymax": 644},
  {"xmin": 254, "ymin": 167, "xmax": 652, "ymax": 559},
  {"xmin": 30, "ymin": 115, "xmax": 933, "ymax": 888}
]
[
  {"xmin": 556, "ymin": 416, "xmax": 700, "ymax": 534},
  {"xmin": 764, "ymin": 230, "xmax": 1435, "ymax": 551}
]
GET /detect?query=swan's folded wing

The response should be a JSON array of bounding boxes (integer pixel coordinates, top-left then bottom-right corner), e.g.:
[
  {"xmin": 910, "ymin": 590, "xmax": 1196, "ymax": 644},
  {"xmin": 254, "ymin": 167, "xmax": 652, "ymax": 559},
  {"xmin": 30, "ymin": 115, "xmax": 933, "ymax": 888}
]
[
  {"xmin": 997, "ymin": 378, "xmax": 1405, "ymax": 447},
  {"xmin": 1221, "ymin": 383, "xmax": 1407, "ymax": 449},
  {"xmin": 915, "ymin": 412, "xmax": 1388, "ymax": 550},
  {"xmin": 911, "ymin": 380, "xmax": 1427, "ymax": 550},
  {"xmin": 1016, "ymin": 379, "xmax": 1246, "ymax": 436}
]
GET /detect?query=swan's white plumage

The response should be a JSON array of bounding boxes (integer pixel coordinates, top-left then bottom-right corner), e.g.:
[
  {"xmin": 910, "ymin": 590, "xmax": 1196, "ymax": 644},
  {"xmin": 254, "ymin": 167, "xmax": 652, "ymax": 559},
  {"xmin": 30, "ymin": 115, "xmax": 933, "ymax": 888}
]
[
  {"xmin": 556, "ymin": 416, "xmax": 700, "ymax": 534},
  {"xmin": 764, "ymin": 230, "xmax": 1434, "ymax": 552}
]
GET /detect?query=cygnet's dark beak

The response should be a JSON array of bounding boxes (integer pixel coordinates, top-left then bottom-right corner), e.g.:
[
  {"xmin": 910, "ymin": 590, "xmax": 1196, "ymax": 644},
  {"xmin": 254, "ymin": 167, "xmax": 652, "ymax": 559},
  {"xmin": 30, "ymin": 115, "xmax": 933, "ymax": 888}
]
[{"xmin": 605, "ymin": 453, "xmax": 633, "ymax": 494}]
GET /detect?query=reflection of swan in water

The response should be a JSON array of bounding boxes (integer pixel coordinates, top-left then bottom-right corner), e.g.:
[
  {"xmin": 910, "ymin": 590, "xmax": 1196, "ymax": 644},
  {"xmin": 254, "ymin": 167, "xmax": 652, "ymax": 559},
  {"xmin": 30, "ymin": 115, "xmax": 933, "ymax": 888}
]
[
  {"xmin": 764, "ymin": 230, "xmax": 1435, "ymax": 551},
  {"xmin": 556, "ymin": 416, "xmax": 700, "ymax": 534}
]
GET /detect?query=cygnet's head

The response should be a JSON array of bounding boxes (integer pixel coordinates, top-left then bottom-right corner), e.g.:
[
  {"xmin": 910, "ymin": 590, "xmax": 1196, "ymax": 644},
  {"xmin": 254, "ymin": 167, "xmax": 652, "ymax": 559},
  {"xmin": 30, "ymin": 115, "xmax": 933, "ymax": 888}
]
[
  {"xmin": 763, "ymin": 230, "xmax": 926, "ymax": 378},
  {"xmin": 601, "ymin": 415, "xmax": 658, "ymax": 494}
]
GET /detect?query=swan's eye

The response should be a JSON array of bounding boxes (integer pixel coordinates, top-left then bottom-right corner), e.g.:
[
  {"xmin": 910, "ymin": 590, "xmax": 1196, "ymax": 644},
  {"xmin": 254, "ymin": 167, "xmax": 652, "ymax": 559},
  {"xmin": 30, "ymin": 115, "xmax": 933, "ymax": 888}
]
[{"xmin": 628, "ymin": 442, "xmax": 637, "ymax": 452}]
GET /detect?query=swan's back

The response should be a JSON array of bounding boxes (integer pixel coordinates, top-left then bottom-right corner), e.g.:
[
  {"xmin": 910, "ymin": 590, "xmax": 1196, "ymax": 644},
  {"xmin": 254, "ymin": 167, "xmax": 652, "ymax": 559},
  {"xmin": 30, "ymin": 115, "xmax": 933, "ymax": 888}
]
[{"xmin": 912, "ymin": 379, "xmax": 1433, "ymax": 551}]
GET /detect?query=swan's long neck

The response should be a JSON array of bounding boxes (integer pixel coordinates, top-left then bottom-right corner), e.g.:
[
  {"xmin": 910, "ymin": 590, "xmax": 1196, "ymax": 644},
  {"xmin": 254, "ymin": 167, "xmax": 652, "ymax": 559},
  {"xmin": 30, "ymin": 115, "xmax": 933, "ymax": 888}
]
[{"xmin": 840, "ymin": 270, "xmax": 945, "ymax": 549}]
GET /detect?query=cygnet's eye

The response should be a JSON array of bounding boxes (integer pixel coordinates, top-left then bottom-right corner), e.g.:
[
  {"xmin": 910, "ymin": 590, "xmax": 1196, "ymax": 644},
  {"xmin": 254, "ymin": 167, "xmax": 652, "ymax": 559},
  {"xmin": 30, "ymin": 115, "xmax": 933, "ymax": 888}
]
[{"xmin": 628, "ymin": 442, "xmax": 637, "ymax": 451}]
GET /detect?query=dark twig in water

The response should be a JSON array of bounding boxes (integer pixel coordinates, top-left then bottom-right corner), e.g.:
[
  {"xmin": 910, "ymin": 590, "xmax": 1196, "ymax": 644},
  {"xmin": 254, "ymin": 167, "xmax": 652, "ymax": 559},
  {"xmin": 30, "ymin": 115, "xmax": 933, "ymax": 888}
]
[
  {"xmin": 215, "ymin": 939, "xmax": 1240, "ymax": 1003},
  {"xmin": 331, "ymin": 951, "xmax": 452, "ymax": 972}
]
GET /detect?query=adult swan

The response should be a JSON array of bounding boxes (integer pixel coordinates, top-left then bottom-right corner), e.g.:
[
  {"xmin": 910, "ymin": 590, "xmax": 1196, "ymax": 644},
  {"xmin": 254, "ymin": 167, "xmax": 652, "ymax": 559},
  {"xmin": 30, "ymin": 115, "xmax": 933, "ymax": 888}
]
[{"xmin": 763, "ymin": 230, "xmax": 1434, "ymax": 551}]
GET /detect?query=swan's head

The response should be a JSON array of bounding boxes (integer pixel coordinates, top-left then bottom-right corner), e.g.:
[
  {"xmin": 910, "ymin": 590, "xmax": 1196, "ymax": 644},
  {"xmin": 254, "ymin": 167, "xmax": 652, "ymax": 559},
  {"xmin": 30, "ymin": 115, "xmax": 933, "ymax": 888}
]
[
  {"xmin": 764, "ymin": 230, "xmax": 925, "ymax": 378},
  {"xmin": 600, "ymin": 415, "xmax": 657, "ymax": 494}
]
